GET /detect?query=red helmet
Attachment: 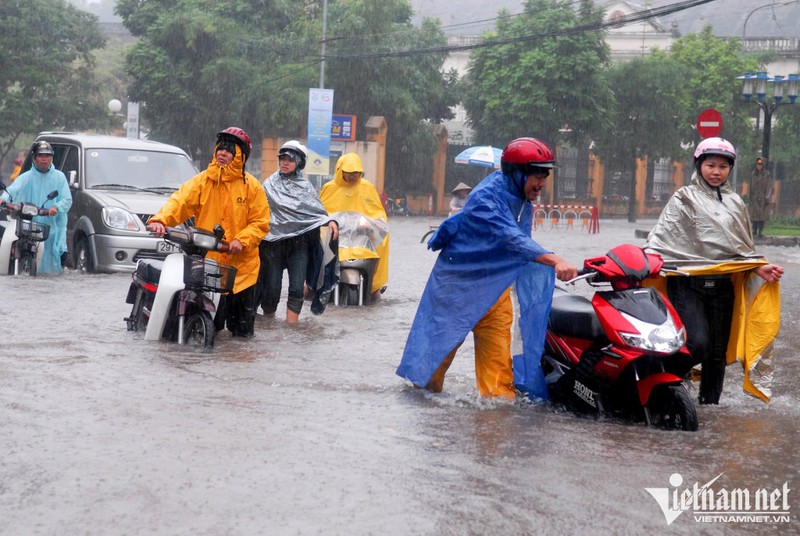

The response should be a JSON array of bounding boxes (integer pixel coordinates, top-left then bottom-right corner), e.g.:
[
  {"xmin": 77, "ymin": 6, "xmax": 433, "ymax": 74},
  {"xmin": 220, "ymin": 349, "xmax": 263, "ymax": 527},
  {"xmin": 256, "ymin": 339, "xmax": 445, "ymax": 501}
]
[
  {"xmin": 501, "ymin": 137, "xmax": 555, "ymax": 175},
  {"xmin": 217, "ymin": 127, "xmax": 252, "ymax": 161}
]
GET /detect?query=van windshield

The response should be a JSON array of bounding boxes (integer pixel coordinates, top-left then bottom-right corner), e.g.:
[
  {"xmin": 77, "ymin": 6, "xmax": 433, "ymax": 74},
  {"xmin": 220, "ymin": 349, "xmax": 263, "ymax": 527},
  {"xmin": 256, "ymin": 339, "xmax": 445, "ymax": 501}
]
[{"xmin": 84, "ymin": 149, "xmax": 197, "ymax": 191}]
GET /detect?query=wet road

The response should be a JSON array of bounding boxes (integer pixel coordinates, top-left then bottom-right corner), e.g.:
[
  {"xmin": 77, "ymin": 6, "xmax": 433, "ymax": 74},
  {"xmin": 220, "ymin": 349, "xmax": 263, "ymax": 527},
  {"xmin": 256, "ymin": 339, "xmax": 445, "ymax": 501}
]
[{"xmin": 1, "ymin": 217, "xmax": 798, "ymax": 535}]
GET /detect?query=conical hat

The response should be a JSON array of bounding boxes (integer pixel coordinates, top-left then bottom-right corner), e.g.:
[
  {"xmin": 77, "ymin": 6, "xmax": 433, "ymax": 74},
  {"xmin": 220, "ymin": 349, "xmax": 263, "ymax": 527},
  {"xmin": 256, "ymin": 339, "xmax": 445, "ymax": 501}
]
[{"xmin": 451, "ymin": 182, "xmax": 472, "ymax": 193}]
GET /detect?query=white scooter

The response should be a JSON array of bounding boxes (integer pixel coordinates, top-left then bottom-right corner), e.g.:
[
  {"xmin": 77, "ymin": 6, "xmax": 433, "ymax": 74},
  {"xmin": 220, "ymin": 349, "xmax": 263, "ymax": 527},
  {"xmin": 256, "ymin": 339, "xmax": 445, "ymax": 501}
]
[
  {"xmin": 124, "ymin": 224, "xmax": 236, "ymax": 348},
  {"xmin": 0, "ymin": 186, "xmax": 58, "ymax": 276}
]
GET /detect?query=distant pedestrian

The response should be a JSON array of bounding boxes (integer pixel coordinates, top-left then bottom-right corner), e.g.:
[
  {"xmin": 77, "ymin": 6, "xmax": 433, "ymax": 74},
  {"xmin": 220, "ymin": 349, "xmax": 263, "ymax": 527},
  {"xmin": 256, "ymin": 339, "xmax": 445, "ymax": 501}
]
[
  {"xmin": 448, "ymin": 182, "xmax": 472, "ymax": 217},
  {"xmin": 747, "ymin": 156, "xmax": 772, "ymax": 238}
]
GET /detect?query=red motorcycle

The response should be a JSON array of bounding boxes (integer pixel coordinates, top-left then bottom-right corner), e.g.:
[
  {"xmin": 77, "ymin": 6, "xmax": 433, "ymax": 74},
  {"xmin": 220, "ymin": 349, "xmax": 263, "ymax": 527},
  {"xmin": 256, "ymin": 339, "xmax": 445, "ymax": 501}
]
[{"xmin": 541, "ymin": 244, "xmax": 698, "ymax": 431}]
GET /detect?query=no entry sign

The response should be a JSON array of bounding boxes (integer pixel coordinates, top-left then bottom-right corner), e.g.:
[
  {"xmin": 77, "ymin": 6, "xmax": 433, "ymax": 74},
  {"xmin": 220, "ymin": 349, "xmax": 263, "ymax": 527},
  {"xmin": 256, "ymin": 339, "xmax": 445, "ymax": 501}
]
[{"xmin": 697, "ymin": 108, "xmax": 723, "ymax": 138}]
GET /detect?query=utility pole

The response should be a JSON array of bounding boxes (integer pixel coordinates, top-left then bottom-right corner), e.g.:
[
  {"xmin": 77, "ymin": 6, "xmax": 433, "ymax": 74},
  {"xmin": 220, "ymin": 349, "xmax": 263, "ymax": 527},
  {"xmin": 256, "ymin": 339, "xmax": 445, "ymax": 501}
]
[{"xmin": 320, "ymin": 0, "xmax": 328, "ymax": 89}]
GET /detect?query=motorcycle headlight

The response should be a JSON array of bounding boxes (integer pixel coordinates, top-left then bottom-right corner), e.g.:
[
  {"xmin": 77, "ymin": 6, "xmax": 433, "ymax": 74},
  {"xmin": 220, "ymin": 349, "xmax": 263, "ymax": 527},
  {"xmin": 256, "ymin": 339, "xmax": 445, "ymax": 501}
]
[
  {"xmin": 21, "ymin": 203, "xmax": 39, "ymax": 217},
  {"xmin": 618, "ymin": 313, "xmax": 685, "ymax": 354},
  {"xmin": 192, "ymin": 232, "xmax": 217, "ymax": 250},
  {"xmin": 102, "ymin": 206, "xmax": 141, "ymax": 231}
]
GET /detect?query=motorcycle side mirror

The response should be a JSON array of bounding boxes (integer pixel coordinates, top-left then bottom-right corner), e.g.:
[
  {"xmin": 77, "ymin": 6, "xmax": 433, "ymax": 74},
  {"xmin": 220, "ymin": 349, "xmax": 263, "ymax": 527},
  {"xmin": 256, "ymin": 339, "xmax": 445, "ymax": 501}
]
[
  {"xmin": 213, "ymin": 224, "xmax": 225, "ymax": 240},
  {"xmin": 40, "ymin": 190, "xmax": 58, "ymax": 209}
]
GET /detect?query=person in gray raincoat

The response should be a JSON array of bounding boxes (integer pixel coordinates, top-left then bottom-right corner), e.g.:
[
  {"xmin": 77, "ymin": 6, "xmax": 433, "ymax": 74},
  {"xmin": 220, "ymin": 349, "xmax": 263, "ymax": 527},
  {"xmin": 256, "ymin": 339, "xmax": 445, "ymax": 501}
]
[
  {"xmin": 645, "ymin": 138, "xmax": 783, "ymax": 405},
  {"xmin": 746, "ymin": 156, "xmax": 772, "ymax": 239},
  {"xmin": 256, "ymin": 140, "xmax": 339, "ymax": 323}
]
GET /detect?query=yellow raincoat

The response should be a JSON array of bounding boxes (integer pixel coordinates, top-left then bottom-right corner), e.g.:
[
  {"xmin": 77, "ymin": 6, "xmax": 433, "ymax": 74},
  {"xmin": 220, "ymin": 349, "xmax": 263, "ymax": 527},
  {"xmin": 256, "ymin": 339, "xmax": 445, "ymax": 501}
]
[
  {"xmin": 649, "ymin": 262, "xmax": 780, "ymax": 403},
  {"xmin": 319, "ymin": 153, "xmax": 389, "ymax": 293},
  {"xmin": 149, "ymin": 146, "xmax": 270, "ymax": 294}
]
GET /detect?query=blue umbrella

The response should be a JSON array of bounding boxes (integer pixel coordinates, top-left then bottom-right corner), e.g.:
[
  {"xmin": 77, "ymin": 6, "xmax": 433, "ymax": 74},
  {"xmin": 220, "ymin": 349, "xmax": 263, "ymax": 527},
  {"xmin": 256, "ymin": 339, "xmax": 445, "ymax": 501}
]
[{"xmin": 454, "ymin": 145, "xmax": 502, "ymax": 169}]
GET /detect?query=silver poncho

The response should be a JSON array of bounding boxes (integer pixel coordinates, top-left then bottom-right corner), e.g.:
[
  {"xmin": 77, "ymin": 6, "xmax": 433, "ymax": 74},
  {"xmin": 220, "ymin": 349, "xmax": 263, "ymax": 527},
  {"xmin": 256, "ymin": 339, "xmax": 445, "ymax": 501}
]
[
  {"xmin": 645, "ymin": 171, "xmax": 763, "ymax": 267},
  {"xmin": 262, "ymin": 170, "xmax": 332, "ymax": 241}
]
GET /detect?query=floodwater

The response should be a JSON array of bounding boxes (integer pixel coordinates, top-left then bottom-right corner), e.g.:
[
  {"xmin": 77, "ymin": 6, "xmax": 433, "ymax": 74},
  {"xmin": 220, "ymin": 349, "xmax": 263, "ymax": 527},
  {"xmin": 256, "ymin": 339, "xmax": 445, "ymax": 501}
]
[{"xmin": 1, "ymin": 218, "xmax": 798, "ymax": 535}]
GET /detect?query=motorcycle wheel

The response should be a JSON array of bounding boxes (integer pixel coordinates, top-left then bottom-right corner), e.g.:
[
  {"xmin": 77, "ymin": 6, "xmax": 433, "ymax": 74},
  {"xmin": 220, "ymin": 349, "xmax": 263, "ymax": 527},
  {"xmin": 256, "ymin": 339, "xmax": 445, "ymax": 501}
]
[
  {"xmin": 338, "ymin": 284, "xmax": 360, "ymax": 306},
  {"xmin": 649, "ymin": 384, "xmax": 698, "ymax": 432},
  {"xmin": 126, "ymin": 299, "xmax": 148, "ymax": 332},
  {"xmin": 21, "ymin": 254, "xmax": 36, "ymax": 277},
  {"xmin": 182, "ymin": 311, "xmax": 215, "ymax": 348}
]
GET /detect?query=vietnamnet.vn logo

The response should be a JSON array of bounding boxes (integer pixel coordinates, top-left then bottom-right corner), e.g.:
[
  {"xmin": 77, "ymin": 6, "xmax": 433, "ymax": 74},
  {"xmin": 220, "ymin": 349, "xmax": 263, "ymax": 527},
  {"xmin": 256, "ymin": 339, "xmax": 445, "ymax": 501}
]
[{"xmin": 645, "ymin": 473, "xmax": 791, "ymax": 525}]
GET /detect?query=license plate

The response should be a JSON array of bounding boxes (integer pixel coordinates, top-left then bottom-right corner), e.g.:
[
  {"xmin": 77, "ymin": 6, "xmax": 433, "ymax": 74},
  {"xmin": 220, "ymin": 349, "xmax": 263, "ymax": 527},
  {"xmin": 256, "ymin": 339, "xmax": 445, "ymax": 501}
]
[{"xmin": 156, "ymin": 241, "xmax": 180, "ymax": 253}]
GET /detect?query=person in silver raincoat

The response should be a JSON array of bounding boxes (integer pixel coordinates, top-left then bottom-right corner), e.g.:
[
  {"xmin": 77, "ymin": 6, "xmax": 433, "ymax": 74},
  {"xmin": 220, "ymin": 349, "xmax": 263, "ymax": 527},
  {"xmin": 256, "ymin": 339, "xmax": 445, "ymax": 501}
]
[
  {"xmin": 645, "ymin": 138, "xmax": 783, "ymax": 405},
  {"xmin": 256, "ymin": 141, "xmax": 339, "ymax": 323}
]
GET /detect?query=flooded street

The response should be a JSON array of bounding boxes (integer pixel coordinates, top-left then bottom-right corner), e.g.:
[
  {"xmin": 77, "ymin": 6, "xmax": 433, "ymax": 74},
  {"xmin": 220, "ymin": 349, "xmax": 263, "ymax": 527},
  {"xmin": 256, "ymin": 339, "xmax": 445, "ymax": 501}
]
[{"xmin": 1, "ymin": 217, "xmax": 798, "ymax": 534}]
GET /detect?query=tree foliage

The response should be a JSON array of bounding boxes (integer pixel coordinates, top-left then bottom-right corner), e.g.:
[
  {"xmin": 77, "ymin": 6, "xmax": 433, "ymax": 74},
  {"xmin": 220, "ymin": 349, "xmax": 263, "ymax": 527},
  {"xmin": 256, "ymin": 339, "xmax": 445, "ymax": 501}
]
[
  {"xmin": 667, "ymin": 26, "xmax": 761, "ymax": 163},
  {"xmin": 592, "ymin": 54, "xmax": 687, "ymax": 172},
  {"xmin": 319, "ymin": 0, "xmax": 457, "ymax": 192},
  {"xmin": 116, "ymin": 0, "xmax": 304, "ymax": 162},
  {"xmin": 116, "ymin": 0, "xmax": 457, "ymax": 190},
  {"xmin": 461, "ymin": 0, "xmax": 612, "ymax": 148},
  {"xmin": 0, "ymin": 0, "xmax": 106, "ymax": 166}
]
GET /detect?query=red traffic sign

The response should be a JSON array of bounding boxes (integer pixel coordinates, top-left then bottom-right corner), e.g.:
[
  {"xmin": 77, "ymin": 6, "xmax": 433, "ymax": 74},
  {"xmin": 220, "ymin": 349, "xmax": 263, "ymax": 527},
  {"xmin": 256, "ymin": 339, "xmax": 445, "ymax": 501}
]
[{"xmin": 697, "ymin": 108, "xmax": 723, "ymax": 138}]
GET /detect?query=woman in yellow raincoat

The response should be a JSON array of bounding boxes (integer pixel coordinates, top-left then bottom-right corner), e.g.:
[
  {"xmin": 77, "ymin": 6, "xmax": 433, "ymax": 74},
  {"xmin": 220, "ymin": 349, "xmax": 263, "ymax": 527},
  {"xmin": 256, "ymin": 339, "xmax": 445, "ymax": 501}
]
[
  {"xmin": 646, "ymin": 138, "xmax": 783, "ymax": 404},
  {"xmin": 147, "ymin": 127, "xmax": 270, "ymax": 338},
  {"xmin": 319, "ymin": 152, "xmax": 389, "ymax": 299}
]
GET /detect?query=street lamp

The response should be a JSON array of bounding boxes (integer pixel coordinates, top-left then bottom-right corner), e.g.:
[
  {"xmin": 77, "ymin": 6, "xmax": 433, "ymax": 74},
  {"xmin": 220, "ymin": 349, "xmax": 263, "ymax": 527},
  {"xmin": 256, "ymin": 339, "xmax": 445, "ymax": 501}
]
[{"xmin": 738, "ymin": 71, "xmax": 799, "ymax": 161}]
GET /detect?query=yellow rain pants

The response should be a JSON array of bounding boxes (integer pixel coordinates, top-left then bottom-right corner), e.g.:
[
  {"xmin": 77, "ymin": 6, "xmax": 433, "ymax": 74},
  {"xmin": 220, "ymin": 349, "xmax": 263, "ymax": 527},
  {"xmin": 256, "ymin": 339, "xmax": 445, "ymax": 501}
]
[{"xmin": 426, "ymin": 288, "xmax": 515, "ymax": 399}]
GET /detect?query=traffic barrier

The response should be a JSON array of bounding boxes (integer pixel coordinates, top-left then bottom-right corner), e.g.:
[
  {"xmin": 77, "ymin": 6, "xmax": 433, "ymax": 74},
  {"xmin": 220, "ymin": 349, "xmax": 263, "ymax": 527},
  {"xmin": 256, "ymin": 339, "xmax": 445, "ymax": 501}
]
[{"xmin": 532, "ymin": 204, "xmax": 599, "ymax": 234}]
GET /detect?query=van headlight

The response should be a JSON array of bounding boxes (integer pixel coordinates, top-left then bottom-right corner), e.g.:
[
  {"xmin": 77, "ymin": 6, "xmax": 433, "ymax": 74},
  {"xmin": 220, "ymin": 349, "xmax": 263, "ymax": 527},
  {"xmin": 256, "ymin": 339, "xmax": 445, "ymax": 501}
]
[
  {"xmin": 102, "ymin": 206, "xmax": 141, "ymax": 231},
  {"xmin": 618, "ymin": 312, "xmax": 685, "ymax": 354}
]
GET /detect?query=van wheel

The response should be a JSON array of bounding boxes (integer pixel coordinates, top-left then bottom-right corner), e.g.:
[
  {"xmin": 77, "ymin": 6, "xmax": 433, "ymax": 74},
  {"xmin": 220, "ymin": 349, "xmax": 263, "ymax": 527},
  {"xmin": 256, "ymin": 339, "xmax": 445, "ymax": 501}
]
[{"xmin": 74, "ymin": 236, "xmax": 94, "ymax": 273}]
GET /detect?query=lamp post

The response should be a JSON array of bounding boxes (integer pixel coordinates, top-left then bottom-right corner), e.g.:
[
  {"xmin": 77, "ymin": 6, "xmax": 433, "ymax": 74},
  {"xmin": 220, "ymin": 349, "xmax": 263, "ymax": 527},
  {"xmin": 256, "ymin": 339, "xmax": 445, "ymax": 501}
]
[{"xmin": 738, "ymin": 71, "xmax": 799, "ymax": 161}]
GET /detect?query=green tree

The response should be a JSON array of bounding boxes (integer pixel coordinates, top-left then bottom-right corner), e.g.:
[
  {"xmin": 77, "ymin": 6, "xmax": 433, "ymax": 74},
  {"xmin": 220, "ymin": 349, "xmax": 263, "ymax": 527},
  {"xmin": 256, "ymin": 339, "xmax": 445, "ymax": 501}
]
[
  {"xmin": 592, "ymin": 55, "xmax": 687, "ymax": 221},
  {"xmin": 316, "ymin": 0, "xmax": 457, "ymax": 193},
  {"xmin": 0, "ymin": 0, "xmax": 106, "ymax": 167},
  {"xmin": 116, "ymin": 0, "xmax": 305, "ymax": 162},
  {"xmin": 116, "ymin": 0, "xmax": 457, "ymax": 190},
  {"xmin": 461, "ymin": 0, "xmax": 611, "ymax": 148},
  {"xmin": 668, "ymin": 26, "xmax": 760, "ymax": 161}
]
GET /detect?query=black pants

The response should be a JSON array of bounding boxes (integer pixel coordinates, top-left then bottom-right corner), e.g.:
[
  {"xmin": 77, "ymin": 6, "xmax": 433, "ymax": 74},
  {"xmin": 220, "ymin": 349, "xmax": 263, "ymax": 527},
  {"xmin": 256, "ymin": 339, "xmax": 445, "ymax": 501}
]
[
  {"xmin": 667, "ymin": 275, "xmax": 735, "ymax": 404},
  {"xmin": 256, "ymin": 229, "xmax": 318, "ymax": 315},
  {"xmin": 215, "ymin": 284, "xmax": 257, "ymax": 337},
  {"xmin": 752, "ymin": 220, "xmax": 765, "ymax": 238}
]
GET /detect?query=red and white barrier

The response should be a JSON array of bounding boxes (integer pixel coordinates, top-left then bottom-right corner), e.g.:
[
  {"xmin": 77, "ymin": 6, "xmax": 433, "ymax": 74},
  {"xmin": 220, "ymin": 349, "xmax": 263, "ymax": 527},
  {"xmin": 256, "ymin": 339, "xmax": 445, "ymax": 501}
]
[{"xmin": 532, "ymin": 204, "xmax": 599, "ymax": 234}]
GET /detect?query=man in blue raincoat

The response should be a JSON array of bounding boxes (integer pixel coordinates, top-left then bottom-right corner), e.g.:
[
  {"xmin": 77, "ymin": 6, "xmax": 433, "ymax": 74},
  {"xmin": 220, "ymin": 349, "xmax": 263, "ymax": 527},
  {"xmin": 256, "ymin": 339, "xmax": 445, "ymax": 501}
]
[
  {"xmin": 397, "ymin": 138, "xmax": 577, "ymax": 399},
  {"xmin": 0, "ymin": 141, "xmax": 72, "ymax": 274}
]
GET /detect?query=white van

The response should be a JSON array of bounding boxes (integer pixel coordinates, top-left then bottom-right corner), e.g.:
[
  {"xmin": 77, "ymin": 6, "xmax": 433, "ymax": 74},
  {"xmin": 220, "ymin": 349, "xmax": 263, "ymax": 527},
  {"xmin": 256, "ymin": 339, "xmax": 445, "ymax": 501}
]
[{"xmin": 24, "ymin": 132, "xmax": 198, "ymax": 272}]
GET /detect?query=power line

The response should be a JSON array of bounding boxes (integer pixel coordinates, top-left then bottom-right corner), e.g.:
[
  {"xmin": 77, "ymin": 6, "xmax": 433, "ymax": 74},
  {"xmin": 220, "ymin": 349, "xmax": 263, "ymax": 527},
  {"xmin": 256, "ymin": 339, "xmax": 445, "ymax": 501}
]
[{"xmin": 322, "ymin": 0, "xmax": 719, "ymax": 60}]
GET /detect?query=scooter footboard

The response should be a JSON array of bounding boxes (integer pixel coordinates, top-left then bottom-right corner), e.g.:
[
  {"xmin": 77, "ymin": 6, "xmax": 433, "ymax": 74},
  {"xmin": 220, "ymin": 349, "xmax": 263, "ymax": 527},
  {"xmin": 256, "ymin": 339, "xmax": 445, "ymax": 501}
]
[{"xmin": 637, "ymin": 372, "xmax": 684, "ymax": 406}]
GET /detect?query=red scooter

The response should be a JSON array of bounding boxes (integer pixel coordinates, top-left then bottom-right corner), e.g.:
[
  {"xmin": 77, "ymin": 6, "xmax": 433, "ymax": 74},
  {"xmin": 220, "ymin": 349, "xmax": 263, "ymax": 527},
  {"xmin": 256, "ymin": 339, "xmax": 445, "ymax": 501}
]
[{"xmin": 541, "ymin": 244, "xmax": 698, "ymax": 431}]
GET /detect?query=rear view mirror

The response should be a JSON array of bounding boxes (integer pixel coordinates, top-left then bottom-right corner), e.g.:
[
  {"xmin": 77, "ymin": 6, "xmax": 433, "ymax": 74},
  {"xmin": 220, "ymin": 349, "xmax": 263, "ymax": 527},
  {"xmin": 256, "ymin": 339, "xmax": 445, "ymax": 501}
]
[{"xmin": 68, "ymin": 170, "xmax": 77, "ymax": 188}]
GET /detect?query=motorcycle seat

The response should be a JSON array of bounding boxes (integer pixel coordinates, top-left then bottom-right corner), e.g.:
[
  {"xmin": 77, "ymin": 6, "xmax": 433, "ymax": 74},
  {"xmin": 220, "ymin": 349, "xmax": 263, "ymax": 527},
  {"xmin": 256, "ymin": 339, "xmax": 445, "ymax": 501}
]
[
  {"xmin": 134, "ymin": 258, "xmax": 164, "ymax": 285},
  {"xmin": 549, "ymin": 289, "xmax": 606, "ymax": 341}
]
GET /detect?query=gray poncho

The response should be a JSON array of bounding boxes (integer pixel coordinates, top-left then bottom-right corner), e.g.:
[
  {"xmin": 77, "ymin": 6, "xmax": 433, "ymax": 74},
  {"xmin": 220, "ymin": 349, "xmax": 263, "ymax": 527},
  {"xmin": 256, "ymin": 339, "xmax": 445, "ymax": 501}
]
[
  {"xmin": 261, "ymin": 170, "xmax": 332, "ymax": 241},
  {"xmin": 645, "ymin": 171, "xmax": 762, "ymax": 267}
]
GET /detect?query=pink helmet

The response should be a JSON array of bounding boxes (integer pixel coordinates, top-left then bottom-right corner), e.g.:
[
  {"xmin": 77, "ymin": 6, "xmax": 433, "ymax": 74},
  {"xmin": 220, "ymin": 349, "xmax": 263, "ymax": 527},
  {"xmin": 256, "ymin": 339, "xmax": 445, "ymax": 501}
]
[{"xmin": 694, "ymin": 137, "xmax": 736, "ymax": 163}]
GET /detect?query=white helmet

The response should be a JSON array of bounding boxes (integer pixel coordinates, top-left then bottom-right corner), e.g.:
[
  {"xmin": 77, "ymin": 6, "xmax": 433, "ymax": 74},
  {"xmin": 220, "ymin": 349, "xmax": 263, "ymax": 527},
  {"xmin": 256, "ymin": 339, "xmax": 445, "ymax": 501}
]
[{"xmin": 278, "ymin": 140, "xmax": 308, "ymax": 170}]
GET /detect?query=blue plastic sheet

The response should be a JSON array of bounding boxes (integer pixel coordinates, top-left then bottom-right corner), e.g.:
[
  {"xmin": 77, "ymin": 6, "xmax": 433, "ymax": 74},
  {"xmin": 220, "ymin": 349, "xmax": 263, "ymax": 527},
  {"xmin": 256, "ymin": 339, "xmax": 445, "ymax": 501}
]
[{"xmin": 396, "ymin": 170, "xmax": 555, "ymax": 395}]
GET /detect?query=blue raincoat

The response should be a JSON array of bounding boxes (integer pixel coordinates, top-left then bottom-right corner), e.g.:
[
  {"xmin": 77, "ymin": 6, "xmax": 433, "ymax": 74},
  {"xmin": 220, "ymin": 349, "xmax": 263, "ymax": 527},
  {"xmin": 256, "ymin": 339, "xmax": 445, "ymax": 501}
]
[
  {"xmin": 1, "ymin": 163, "xmax": 72, "ymax": 274},
  {"xmin": 396, "ymin": 170, "xmax": 555, "ymax": 398}
]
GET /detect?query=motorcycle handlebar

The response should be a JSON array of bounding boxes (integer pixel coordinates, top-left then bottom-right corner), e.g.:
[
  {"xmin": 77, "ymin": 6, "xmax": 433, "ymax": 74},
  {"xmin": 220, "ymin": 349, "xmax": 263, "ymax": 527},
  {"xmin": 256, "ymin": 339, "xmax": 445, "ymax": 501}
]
[{"xmin": 1, "ymin": 202, "xmax": 52, "ymax": 217}]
